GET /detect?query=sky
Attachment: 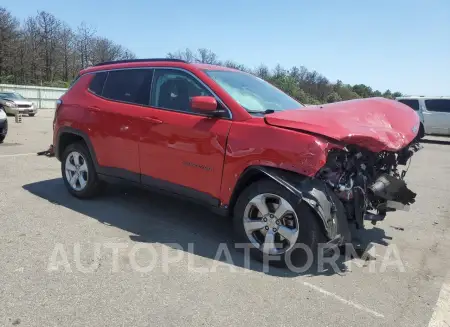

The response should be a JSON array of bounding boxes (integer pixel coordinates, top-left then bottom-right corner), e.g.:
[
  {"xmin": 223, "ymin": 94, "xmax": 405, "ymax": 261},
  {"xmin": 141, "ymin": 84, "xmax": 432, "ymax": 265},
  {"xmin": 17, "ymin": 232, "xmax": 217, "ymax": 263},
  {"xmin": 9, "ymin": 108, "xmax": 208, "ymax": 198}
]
[{"xmin": 2, "ymin": 0, "xmax": 449, "ymax": 96}]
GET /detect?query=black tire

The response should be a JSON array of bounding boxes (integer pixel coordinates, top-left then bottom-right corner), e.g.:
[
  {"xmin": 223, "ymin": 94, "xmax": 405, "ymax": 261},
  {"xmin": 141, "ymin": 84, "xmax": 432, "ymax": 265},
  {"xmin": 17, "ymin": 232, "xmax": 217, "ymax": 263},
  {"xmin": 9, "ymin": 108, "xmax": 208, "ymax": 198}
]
[
  {"xmin": 61, "ymin": 142, "xmax": 103, "ymax": 198},
  {"xmin": 233, "ymin": 178, "xmax": 326, "ymax": 269},
  {"xmin": 418, "ymin": 123, "xmax": 425, "ymax": 139},
  {"xmin": 0, "ymin": 119, "xmax": 7, "ymax": 143},
  {"xmin": 29, "ymin": 113, "xmax": 36, "ymax": 117}
]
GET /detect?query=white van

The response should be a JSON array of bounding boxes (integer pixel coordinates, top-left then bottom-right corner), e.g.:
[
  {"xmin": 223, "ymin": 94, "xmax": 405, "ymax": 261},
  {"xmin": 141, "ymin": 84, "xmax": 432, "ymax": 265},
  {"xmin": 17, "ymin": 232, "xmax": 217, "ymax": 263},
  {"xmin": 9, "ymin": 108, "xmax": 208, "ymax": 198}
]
[{"xmin": 396, "ymin": 96, "xmax": 450, "ymax": 137}]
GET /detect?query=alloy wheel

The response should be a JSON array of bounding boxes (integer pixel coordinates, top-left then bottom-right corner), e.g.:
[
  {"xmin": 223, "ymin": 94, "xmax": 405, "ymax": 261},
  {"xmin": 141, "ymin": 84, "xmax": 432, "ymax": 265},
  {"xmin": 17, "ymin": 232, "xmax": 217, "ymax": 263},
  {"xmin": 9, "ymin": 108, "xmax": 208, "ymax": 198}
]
[
  {"xmin": 65, "ymin": 151, "xmax": 89, "ymax": 191},
  {"xmin": 243, "ymin": 193, "xmax": 300, "ymax": 255}
]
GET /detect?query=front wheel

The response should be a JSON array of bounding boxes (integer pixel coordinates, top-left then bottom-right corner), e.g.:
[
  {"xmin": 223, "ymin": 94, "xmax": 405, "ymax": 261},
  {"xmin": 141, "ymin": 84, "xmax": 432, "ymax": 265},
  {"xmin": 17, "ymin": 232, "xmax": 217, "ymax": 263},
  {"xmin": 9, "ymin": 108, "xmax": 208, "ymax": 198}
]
[
  {"xmin": 61, "ymin": 142, "xmax": 103, "ymax": 198},
  {"xmin": 0, "ymin": 119, "xmax": 8, "ymax": 143},
  {"xmin": 29, "ymin": 113, "xmax": 36, "ymax": 117},
  {"xmin": 233, "ymin": 179, "xmax": 326, "ymax": 268}
]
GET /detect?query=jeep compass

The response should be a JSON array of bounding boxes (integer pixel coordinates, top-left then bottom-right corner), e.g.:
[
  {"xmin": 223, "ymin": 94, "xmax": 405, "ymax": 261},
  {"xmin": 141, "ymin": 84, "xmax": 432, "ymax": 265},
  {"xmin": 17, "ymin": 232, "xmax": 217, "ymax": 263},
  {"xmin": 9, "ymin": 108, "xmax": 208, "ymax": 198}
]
[{"xmin": 53, "ymin": 58, "xmax": 421, "ymax": 266}]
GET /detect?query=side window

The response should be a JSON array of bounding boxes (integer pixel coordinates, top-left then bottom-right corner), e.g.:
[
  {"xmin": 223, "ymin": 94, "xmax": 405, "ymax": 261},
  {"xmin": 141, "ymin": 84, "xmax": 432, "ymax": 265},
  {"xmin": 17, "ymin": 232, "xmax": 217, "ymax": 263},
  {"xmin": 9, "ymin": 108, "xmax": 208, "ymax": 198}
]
[
  {"xmin": 425, "ymin": 99, "xmax": 450, "ymax": 113},
  {"xmin": 88, "ymin": 72, "xmax": 107, "ymax": 95},
  {"xmin": 102, "ymin": 69, "xmax": 153, "ymax": 105},
  {"xmin": 150, "ymin": 69, "xmax": 213, "ymax": 112},
  {"xmin": 398, "ymin": 99, "xmax": 420, "ymax": 111}
]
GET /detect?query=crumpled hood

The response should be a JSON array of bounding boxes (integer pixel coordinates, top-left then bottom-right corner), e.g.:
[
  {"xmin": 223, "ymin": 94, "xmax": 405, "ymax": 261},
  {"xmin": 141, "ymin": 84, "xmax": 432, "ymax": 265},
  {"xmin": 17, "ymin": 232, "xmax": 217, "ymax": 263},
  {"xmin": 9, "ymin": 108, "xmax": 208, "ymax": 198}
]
[{"xmin": 264, "ymin": 97, "xmax": 420, "ymax": 152}]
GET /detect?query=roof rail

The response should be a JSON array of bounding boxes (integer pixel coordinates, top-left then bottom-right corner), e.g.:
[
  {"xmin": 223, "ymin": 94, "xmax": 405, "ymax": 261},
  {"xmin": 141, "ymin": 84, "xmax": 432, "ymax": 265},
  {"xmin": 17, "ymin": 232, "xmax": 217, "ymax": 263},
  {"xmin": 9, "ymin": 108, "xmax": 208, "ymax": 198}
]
[{"xmin": 94, "ymin": 58, "xmax": 187, "ymax": 67}]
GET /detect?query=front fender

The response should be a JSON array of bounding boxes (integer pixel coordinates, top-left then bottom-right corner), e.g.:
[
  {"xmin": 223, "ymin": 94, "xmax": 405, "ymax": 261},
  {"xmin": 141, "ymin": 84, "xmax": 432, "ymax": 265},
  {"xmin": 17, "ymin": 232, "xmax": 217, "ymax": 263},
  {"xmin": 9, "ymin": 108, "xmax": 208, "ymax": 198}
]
[{"xmin": 253, "ymin": 166, "xmax": 351, "ymax": 243}]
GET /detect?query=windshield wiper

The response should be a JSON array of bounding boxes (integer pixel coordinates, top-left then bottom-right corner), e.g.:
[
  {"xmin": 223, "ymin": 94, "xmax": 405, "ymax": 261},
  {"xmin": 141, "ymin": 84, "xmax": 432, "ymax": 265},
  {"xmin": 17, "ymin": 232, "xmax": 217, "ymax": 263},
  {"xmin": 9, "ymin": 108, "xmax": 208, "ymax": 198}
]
[{"xmin": 247, "ymin": 109, "xmax": 276, "ymax": 114}]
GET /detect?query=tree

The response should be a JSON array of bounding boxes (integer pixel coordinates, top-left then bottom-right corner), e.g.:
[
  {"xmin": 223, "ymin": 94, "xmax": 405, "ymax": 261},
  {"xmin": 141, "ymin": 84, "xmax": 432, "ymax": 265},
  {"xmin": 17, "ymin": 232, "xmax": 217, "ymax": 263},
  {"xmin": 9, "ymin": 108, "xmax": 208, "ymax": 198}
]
[
  {"xmin": 76, "ymin": 22, "xmax": 96, "ymax": 69},
  {"xmin": 0, "ymin": 7, "xmax": 404, "ymax": 98},
  {"xmin": 326, "ymin": 92, "xmax": 342, "ymax": 103},
  {"xmin": 165, "ymin": 47, "xmax": 404, "ymax": 105},
  {"xmin": 383, "ymin": 89, "xmax": 393, "ymax": 99},
  {"xmin": 0, "ymin": 7, "xmax": 20, "ymax": 81},
  {"xmin": 58, "ymin": 24, "xmax": 74, "ymax": 81},
  {"xmin": 36, "ymin": 11, "xmax": 62, "ymax": 82}
]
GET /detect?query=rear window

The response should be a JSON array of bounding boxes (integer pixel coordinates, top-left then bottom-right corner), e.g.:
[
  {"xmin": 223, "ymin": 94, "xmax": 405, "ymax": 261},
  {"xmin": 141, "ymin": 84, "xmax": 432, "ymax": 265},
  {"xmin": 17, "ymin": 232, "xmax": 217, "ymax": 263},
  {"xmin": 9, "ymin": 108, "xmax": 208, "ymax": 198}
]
[
  {"xmin": 398, "ymin": 99, "xmax": 420, "ymax": 111},
  {"xmin": 88, "ymin": 72, "xmax": 107, "ymax": 95},
  {"xmin": 425, "ymin": 99, "xmax": 450, "ymax": 113},
  {"xmin": 101, "ymin": 69, "xmax": 153, "ymax": 105}
]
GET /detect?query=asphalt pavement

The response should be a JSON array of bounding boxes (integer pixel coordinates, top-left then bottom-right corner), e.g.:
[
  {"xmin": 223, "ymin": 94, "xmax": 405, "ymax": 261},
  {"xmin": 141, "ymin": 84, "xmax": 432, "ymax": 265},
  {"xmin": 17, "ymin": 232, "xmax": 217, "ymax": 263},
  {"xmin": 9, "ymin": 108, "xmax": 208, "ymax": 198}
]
[{"xmin": 1, "ymin": 110, "xmax": 449, "ymax": 327}]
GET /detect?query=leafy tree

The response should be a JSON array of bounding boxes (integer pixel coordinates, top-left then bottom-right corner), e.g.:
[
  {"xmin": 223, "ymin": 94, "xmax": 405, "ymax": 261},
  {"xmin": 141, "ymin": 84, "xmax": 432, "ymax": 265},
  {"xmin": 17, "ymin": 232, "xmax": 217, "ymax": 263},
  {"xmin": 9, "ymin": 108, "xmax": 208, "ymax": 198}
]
[{"xmin": 326, "ymin": 92, "xmax": 342, "ymax": 103}]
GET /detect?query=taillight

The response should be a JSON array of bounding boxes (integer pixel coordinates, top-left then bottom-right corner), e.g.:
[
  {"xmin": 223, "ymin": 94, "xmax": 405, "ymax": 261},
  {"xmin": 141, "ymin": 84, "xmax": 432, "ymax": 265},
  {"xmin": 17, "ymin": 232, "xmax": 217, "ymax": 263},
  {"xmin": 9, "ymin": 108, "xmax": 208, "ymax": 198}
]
[{"xmin": 53, "ymin": 99, "xmax": 62, "ymax": 129}]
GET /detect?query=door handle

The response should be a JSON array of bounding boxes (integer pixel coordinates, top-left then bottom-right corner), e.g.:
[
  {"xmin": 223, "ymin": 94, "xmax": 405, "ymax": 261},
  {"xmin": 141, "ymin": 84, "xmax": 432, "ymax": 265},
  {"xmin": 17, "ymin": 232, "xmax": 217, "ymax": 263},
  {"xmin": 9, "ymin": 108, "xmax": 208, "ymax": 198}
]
[{"xmin": 142, "ymin": 116, "xmax": 163, "ymax": 124}]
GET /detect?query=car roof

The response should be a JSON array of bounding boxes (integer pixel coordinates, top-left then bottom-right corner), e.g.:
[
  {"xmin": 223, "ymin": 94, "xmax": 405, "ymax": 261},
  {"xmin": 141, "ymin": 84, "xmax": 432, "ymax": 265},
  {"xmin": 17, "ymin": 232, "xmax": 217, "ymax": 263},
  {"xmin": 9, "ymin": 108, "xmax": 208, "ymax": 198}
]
[{"xmin": 80, "ymin": 59, "xmax": 239, "ymax": 75}]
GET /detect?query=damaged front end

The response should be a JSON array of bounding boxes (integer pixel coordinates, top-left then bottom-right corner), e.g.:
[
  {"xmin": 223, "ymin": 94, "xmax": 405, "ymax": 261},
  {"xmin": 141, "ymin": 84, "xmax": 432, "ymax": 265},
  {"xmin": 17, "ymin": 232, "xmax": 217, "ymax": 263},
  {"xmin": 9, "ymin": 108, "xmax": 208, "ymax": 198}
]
[
  {"xmin": 315, "ymin": 140, "xmax": 422, "ymax": 232},
  {"xmin": 252, "ymin": 138, "xmax": 421, "ymax": 248}
]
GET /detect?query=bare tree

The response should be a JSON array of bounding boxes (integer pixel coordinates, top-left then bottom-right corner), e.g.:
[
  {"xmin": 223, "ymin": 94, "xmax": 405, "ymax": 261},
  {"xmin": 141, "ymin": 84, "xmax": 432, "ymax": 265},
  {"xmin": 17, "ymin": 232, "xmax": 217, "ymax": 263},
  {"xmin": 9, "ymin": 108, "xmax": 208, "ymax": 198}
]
[
  {"xmin": 195, "ymin": 48, "xmax": 219, "ymax": 64},
  {"xmin": 58, "ymin": 23, "xmax": 74, "ymax": 81},
  {"xmin": 0, "ymin": 7, "xmax": 20, "ymax": 81},
  {"xmin": 167, "ymin": 48, "xmax": 196, "ymax": 62},
  {"xmin": 24, "ymin": 16, "xmax": 43, "ymax": 84},
  {"xmin": 76, "ymin": 22, "xmax": 96, "ymax": 69},
  {"xmin": 36, "ymin": 11, "xmax": 62, "ymax": 82}
]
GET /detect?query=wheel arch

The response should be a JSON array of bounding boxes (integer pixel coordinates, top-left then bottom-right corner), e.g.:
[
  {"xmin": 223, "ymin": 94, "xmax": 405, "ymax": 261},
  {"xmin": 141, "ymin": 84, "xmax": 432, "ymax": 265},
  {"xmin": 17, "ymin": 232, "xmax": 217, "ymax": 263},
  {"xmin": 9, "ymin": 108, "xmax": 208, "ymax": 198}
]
[
  {"xmin": 228, "ymin": 165, "xmax": 350, "ymax": 243},
  {"xmin": 56, "ymin": 127, "xmax": 98, "ymax": 169}
]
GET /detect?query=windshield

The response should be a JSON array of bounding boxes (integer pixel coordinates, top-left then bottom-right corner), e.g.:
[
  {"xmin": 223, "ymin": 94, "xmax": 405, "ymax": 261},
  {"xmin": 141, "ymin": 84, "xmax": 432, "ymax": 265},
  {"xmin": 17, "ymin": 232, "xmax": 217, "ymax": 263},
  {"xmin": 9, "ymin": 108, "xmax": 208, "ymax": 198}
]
[
  {"xmin": 0, "ymin": 92, "xmax": 25, "ymax": 100},
  {"xmin": 204, "ymin": 70, "xmax": 303, "ymax": 113}
]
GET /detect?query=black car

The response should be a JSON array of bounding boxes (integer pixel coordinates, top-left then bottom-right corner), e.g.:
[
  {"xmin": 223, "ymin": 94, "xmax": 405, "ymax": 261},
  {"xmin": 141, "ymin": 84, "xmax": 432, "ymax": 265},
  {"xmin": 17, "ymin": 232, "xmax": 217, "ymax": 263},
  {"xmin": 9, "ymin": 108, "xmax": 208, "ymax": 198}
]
[{"xmin": 0, "ymin": 107, "xmax": 8, "ymax": 143}]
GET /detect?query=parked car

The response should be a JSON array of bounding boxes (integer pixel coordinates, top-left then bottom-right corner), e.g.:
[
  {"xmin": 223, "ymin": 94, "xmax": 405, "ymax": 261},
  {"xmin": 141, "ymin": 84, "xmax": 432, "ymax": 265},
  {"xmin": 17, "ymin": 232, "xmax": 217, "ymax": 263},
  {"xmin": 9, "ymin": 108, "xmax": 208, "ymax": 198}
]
[
  {"xmin": 396, "ymin": 96, "xmax": 450, "ymax": 137},
  {"xmin": 0, "ymin": 107, "xmax": 8, "ymax": 143},
  {"xmin": 0, "ymin": 92, "xmax": 37, "ymax": 116},
  {"xmin": 53, "ymin": 58, "xmax": 421, "ymax": 267}
]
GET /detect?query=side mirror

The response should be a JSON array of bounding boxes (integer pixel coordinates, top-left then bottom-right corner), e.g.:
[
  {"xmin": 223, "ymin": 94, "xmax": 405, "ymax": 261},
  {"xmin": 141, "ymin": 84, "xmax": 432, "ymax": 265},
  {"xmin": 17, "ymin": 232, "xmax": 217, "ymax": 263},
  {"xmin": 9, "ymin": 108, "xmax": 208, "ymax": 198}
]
[{"xmin": 190, "ymin": 96, "xmax": 218, "ymax": 113}]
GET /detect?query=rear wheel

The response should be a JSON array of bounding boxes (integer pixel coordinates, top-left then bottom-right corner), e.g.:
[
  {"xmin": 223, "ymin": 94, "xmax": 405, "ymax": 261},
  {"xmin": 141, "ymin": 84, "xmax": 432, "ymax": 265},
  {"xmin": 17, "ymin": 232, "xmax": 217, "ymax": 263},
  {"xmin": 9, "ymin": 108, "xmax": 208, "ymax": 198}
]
[
  {"xmin": 233, "ymin": 179, "xmax": 326, "ymax": 268},
  {"xmin": 29, "ymin": 113, "xmax": 36, "ymax": 117},
  {"xmin": 61, "ymin": 142, "xmax": 103, "ymax": 198}
]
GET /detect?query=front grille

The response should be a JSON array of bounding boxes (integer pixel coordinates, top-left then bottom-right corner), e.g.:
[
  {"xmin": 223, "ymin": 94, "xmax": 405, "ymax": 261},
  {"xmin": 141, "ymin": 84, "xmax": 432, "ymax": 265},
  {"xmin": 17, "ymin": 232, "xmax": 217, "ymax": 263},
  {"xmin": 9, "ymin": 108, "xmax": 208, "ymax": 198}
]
[{"xmin": 18, "ymin": 104, "xmax": 31, "ymax": 108}]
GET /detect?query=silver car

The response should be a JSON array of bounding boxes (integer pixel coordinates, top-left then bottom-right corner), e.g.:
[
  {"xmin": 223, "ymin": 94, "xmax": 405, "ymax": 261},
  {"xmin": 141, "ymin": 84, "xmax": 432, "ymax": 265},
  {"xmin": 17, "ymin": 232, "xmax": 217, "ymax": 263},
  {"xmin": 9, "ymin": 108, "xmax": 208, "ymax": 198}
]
[
  {"xmin": 396, "ymin": 96, "xmax": 450, "ymax": 137},
  {"xmin": 0, "ymin": 92, "xmax": 38, "ymax": 116}
]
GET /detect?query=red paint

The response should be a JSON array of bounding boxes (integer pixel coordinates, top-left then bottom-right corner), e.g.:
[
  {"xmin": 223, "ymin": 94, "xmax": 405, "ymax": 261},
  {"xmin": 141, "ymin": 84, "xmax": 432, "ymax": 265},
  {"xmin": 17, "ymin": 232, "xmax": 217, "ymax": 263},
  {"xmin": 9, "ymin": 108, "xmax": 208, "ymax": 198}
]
[
  {"xmin": 265, "ymin": 97, "xmax": 420, "ymax": 152},
  {"xmin": 54, "ymin": 60, "xmax": 420, "ymax": 207},
  {"xmin": 190, "ymin": 96, "xmax": 218, "ymax": 112},
  {"xmin": 138, "ymin": 106, "xmax": 232, "ymax": 197}
]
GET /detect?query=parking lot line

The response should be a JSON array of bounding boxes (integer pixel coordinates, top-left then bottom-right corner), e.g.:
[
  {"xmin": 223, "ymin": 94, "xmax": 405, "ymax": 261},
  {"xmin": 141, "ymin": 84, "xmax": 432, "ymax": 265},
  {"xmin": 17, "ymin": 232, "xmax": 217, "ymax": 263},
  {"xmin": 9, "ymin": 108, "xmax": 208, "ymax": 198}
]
[
  {"xmin": 303, "ymin": 281, "xmax": 385, "ymax": 318},
  {"xmin": 427, "ymin": 272, "xmax": 450, "ymax": 327},
  {"xmin": 0, "ymin": 153, "xmax": 37, "ymax": 158}
]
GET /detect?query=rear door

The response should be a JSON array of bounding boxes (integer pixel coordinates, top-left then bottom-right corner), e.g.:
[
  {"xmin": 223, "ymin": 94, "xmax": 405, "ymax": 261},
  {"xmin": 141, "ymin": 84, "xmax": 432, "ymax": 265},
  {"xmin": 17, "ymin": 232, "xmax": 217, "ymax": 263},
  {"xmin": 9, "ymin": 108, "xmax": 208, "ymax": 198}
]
[
  {"xmin": 85, "ymin": 69, "xmax": 153, "ymax": 181},
  {"xmin": 423, "ymin": 99, "xmax": 450, "ymax": 136}
]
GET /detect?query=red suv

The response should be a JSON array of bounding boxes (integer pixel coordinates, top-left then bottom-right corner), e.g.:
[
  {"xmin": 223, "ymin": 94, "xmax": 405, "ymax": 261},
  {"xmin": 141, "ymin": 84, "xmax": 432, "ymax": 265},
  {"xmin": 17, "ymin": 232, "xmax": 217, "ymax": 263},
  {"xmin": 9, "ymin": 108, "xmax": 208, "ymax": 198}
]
[{"xmin": 53, "ymin": 58, "xmax": 421, "ymax": 266}]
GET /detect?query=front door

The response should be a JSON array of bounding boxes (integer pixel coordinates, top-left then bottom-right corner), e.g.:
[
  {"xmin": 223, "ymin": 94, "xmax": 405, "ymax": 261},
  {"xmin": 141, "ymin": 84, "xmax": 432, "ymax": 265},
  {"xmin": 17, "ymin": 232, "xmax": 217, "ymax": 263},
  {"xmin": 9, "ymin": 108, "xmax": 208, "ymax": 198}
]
[{"xmin": 138, "ymin": 68, "xmax": 232, "ymax": 205}]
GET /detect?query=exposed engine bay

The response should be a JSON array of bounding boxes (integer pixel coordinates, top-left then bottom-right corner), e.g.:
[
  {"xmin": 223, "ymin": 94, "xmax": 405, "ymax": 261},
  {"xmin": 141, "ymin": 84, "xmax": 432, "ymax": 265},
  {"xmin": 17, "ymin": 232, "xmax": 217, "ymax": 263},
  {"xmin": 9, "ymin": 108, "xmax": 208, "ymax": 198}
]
[{"xmin": 315, "ymin": 140, "xmax": 423, "ymax": 229}]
